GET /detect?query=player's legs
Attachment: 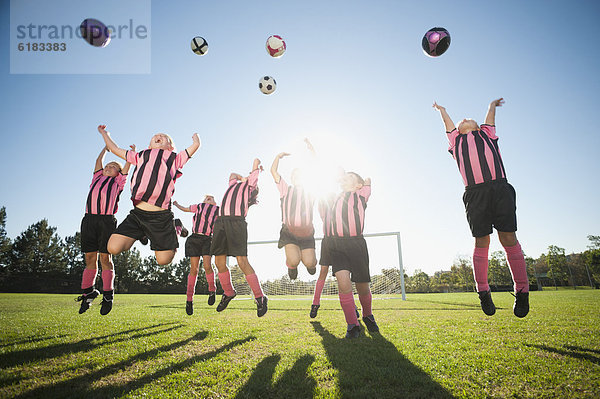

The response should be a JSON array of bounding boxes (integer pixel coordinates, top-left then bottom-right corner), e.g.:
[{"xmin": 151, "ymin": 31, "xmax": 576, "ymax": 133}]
[
  {"xmin": 335, "ymin": 270, "xmax": 359, "ymax": 334},
  {"xmin": 284, "ymin": 244, "xmax": 301, "ymax": 279},
  {"xmin": 107, "ymin": 234, "xmax": 136, "ymax": 255},
  {"xmin": 237, "ymin": 255, "xmax": 267, "ymax": 316},
  {"xmin": 301, "ymin": 248, "xmax": 317, "ymax": 271},
  {"xmin": 187, "ymin": 256, "xmax": 200, "ymax": 301},
  {"xmin": 498, "ymin": 230, "xmax": 529, "ymax": 317},
  {"xmin": 98, "ymin": 252, "xmax": 115, "ymax": 315},
  {"xmin": 155, "ymin": 249, "xmax": 176, "ymax": 265},
  {"xmin": 312, "ymin": 265, "xmax": 329, "ymax": 304},
  {"xmin": 202, "ymin": 255, "xmax": 216, "ymax": 292},
  {"xmin": 356, "ymin": 281, "xmax": 378, "ymax": 332},
  {"xmin": 214, "ymin": 255, "xmax": 235, "ymax": 297}
]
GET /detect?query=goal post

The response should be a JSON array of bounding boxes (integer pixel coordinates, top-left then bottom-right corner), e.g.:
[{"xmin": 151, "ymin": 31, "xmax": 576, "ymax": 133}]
[{"xmin": 245, "ymin": 231, "xmax": 406, "ymax": 300}]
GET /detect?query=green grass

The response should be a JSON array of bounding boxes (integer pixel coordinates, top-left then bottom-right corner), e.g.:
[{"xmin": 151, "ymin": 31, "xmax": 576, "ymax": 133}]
[{"xmin": 1, "ymin": 291, "xmax": 599, "ymax": 398}]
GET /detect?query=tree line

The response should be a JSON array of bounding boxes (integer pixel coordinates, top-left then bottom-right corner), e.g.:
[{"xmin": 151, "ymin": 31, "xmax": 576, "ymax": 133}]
[{"xmin": 0, "ymin": 207, "xmax": 598, "ymax": 294}]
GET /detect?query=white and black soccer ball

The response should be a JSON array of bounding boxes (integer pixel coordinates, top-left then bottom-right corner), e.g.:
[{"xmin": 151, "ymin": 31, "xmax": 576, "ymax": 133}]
[
  {"xmin": 191, "ymin": 36, "xmax": 208, "ymax": 55},
  {"xmin": 259, "ymin": 76, "xmax": 276, "ymax": 95}
]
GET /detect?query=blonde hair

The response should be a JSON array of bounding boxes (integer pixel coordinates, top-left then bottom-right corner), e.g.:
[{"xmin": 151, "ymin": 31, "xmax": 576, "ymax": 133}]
[{"xmin": 347, "ymin": 172, "xmax": 365, "ymax": 186}]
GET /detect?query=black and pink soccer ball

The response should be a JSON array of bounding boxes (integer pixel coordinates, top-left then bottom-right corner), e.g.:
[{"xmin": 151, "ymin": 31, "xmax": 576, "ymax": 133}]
[{"xmin": 422, "ymin": 27, "xmax": 451, "ymax": 57}]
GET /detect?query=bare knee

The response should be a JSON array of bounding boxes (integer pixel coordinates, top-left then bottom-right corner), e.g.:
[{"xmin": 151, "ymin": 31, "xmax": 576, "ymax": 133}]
[
  {"xmin": 475, "ymin": 235, "xmax": 490, "ymax": 248},
  {"xmin": 84, "ymin": 252, "xmax": 99, "ymax": 269},
  {"xmin": 498, "ymin": 231, "xmax": 518, "ymax": 247},
  {"xmin": 355, "ymin": 282, "xmax": 371, "ymax": 296},
  {"xmin": 190, "ymin": 257, "xmax": 200, "ymax": 275},
  {"xmin": 318, "ymin": 266, "xmax": 329, "ymax": 280},
  {"xmin": 99, "ymin": 253, "xmax": 113, "ymax": 270},
  {"xmin": 155, "ymin": 250, "xmax": 176, "ymax": 266},
  {"xmin": 236, "ymin": 256, "xmax": 255, "ymax": 275}
]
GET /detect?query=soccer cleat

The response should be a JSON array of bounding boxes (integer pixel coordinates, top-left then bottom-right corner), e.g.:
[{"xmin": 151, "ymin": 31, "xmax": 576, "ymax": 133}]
[
  {"xmin": 478, "ymin": 290, "xmax": 496, "ymax": 316},
  {"xmin": 76, "ymin": 289, "xmax": 100, "ymax": 314},
  {"xmin": 186, "ymin": 300, "xmax": 193, "ymax": 315},
  {"xmin": 100, "ymin": 291, "xmax": 113, "ymax": 316},
  {"xmin": 306, "ymin": 266, "xmax": 317, "ymax": 275},
  {"xmin": 174, "ymin": 219, "xmax": 189, "ymax": 238},
  {"xmin": 345, "ymin": 324, "xmax": 361, "ymax": 339},
  {"xmin": 207, "ymin": 292, "xmax": 216, "ymax": 306},
  {"xmin": 310, "ymin": 304, "xmax": 320, "ymax": 318},
  {"xmin": 362, "ymin": 314, "xmax": 380, "ymax": 333},
  {"xmin": 139, "ymin": 236, "xmax": 149, "ymax": 245},
  {"xmin": 512, "ymin": 290, "xmax": 529, "ymax": 318},
  {"xmin": 288, "ymin": 267, "xmax": 298, "ymax": 280},
  {"xmin": 216, "ymin": 292, "xmax": 236, "ymax": 312},
  {"xmin": 256, "ymin": 296, "xmax": 268, "ymax": 317}
]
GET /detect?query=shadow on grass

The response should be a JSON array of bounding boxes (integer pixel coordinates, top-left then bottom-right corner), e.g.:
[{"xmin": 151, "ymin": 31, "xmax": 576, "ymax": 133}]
[
  {"xmin": 0, "ymin": 334, "xmax": 68, "ymax": 349},
  {"xmin": 0, "ymin": 323, "xmax": 183, "ymax": 369},
  {"xmin": 525, "ymin": 344, "xmax": 600, "ymax": 365},
  {"xmin": 234, "ymin": 354, "xmax": 316, "ymax": 398},
  {"xmin": 13, "ymin": 330, "xmax": 210, "ymax": 399},
  {"xmin": 311, "ymin": 322, "xmax": 454, "ymax": 398}
]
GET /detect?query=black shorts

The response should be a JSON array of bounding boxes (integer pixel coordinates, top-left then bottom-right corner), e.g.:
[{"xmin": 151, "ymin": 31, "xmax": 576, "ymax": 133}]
[
  {"xmin": 277, "ymin": 224, "xmax": 316, "ymax": 250},
  {"xmin": 114, "ymin": 207, "xmax": 178, "ymax": 251},
  {"xmin": 463, "ymin": 179, "xmax": 517, "ymax": 238},
  {"xmin": 80, "ymin": 214, "xmax": 117, "ymax": 254},
  {"xmin": 185, "ymin": 234, "xmax": 212, "ymax": 257},
  {"xmin": 210, "ymin": 216, "xmax": 248, "ymax": 257},
  {"xmin": 330, "ymin": 236, "xmax": 370, "ymax": 283},
  {"xmin": 319, "ymin": 236, "xmax": 333, "ymax": 266}
]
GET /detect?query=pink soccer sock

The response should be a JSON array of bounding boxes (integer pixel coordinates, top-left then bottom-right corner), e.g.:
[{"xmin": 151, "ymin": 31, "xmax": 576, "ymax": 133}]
[
  {"xmin": 101, "ymin": 270, "xmax": 115, "ymax": 291},
  {"xmin": 313, "ymin": 279, "xmax": 325, "ymax": 305},
  {"xmin": 473, "ymin": 246, "xmax": 490, "ymax": 292},
  {"xmin": 206, "ymin": 272, "xmax": 216, "ymax": 292},
  {"xmin": 358, "ymin": 292, "xmax": 373, "ymax": 317},
  {"xmin": 218, "ymin": 271, "xmax": 236, "ymax": 296},
  {"xmin": 339, "ymin": 292, "xmax": 358, "ymax": 326},
  {"xmin": 504, "ymin": 242, "xmax": 529, "ymax": 293},
  {"xmin": 187, "ymin": 274, "xmax": 198, "ymax": 301},
  {"xmin": 81, "ymin": 268, "xmax": 97, "ymax": 290},
  {"xmin": 245, "ymin": 273, "xmax": 264, "ymax": 299}
]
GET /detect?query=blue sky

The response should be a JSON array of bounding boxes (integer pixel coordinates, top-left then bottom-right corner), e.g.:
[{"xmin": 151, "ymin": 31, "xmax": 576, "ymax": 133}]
[{"xmin": 1, "ymin": 0, "xmax": 599, "ymax": 280}]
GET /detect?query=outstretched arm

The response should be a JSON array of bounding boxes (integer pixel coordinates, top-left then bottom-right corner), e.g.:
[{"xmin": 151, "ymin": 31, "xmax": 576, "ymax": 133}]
[
  {"xmin": 172, "ymin": 200, "xmax": 192, "ymax": 212},
  {"xmin": 432, "ymin": 102, "xmax": 456, "ymax": 132},
  {"xmin": 94, "ymin": 146, "xmax": 107, "ymax": 172},
  {"xmin": 121, "ymin": 145, "xmax": 135, "ymax": 174},
  {"xmin": 484, "ymin": 98, "xmax": 504, "ymax": 126},
  {"xmin": 270, "ymin": 152, "xmax": 290, "ymax": 183},
  {"xmin": 252, "ymin": 158, "xmax": 262, "ymax": 172},
  {"xmin": 186, "ymin": 133, "xmax": 201, "ymax": 157},
  {"xmin": 98, "ymin": 125, "xmax": 127, "ymax": 160}
]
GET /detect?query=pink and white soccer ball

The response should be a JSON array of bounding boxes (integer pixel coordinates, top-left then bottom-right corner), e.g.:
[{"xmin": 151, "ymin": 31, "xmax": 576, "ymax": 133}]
[{"xmin": 266, "ymin": 35, "xmax": 286, "ymax": 57}]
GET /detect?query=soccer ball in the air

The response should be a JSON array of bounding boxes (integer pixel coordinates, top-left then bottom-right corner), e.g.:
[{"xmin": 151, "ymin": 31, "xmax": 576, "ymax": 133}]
[
  {"xmin": 266, "ymin": 35, "xmax": 286, "ymax": 57},
  {"xmin": 80, "ymin": 18, "xmax": 111, "ymax": 47},
  {"xmin": 191, "ymin": 36, "xmax": 208, "ymax": 55},
  {"xmin": 259, "ymin": 76, "xmax": 276, "ymax": 95},
  {"xmin": 422, "ymin": 27, "xmax": 451, "ymax": 57}
]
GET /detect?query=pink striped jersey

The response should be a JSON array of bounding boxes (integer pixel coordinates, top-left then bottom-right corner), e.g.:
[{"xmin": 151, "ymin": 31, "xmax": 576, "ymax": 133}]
[
  {"xmin": 277, "ymin": 178, "xmax": 315, "ymax": 229},
  {"xmin": 220, "ymin": 169, "xmax": 260, "ymax": 217},
  {"xmin": 189, "ymin": 203, "xmax": 219, "ymax": 236},
  {"xmin": 126, "ymin": 148, "xmax": 190, "ymax": 210},
  {"xmin": 318, "ymin": 195, "xmax": 335, "ymax": 237},
  {"xmin": 85, "ymin": 169, "xmax": 128, "ymax": 215},
  {"xmin": 330, "ymin": 185, "xmax": 371, "ymax": 237},
  {"xmin": 447, "ymin": 124, "xmax": 507, "ymax": 187}
]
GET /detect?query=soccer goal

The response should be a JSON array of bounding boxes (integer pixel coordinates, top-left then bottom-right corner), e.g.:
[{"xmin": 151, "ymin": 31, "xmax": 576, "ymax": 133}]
[{"xmin": 237, "ymin": 232, "xmax": 406, "ymax": 300}]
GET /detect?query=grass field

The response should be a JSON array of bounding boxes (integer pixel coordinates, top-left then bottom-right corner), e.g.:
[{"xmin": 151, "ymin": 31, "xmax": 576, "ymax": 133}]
[{"xmin": 0, "ymin": 290, "xmax": 599, "ymax": 398}]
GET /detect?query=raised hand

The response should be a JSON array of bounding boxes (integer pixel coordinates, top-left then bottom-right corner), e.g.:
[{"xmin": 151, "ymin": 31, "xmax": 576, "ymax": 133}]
[
  {"xmin": 490, "ymin": 98, "xmax": 505, "ymax": 107},
  {"xmin": 432, "ymin": 102, "xmax": 445, "ymax": 111}
]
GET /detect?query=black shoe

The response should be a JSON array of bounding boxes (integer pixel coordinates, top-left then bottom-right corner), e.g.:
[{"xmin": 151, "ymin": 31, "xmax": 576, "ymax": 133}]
[
  {"xmin": 478, "ymin": 290, "xmax": 496, "ymax": 316},
  {"xmin": 76, "ymin": 289, "xmax": 100, "ymax": 314},
  {"xmin": 362, "ymin": 315, "xmax": 380, "ymax": 333},
  {"xmin": 288, "ymin": 267, "xmax": 298, "ymax": 280},
  {"xmin": 345, "ymin": 324, "xmax": 361, "ymax": 339},
  {"xmin": 512, "ymin": 290, "xmax": 529, "ymax": 318},
  {"xmin": 186, "ymin": 300, "xmax": 193, "ymax": 315},
  {"xmin": 256, "ymin": 296, "xmax": 268, "ymax": 317},
  {"xmin": 307, "ymin": 267, "xmax": 317, "ymax": 275},
  {"xmin": 100, "ymin": 290, "xmax": 113, "ymax": 316},
  {"xmin": 174, "ymin": 219, "xmax": 188, "ymax": 238},
  {"xmin": 139, "ymin": 236, "xmax": 148, "ymax": 245},
  {"xmin": 207, "ymin": 292, "xmax": 216, "ymax": 306},
  {"xmin": 216, "ymin": 292, "xmax": 236, "ymax": 312},
  {"xmin": 310, "ymin": 304, "xmax": 320, "ymax": 318}
]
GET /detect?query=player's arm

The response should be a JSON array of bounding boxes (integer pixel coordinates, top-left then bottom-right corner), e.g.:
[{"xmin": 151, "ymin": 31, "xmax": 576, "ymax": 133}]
[
  {"xmin": 173, "ymin": 200, "xmax": 192, "ymax": 212},
  {"xmin": 432, "ymin": 102, "xmax": 456, "ymax": 132},
  {"xmin": 94, "ymin": 146, "xmax": 107, "ymax": 172},
  {"xmin": 121, "ymin": 145, "xmax": 135, "ymax": 174},
  {"xmin": 186, "ymin": 133, "xmax": 201, "ymax": 157},
  {"xmin": 270, "ymin": 152, "xmax": 290, "ymax": 183},
  {"xmin": 364, "ymin": 177, "xmax": 371, "ymax": 186},
  {"xmin": 252, "ymin": 158, "xmax": 262, "ymax": 172},
  {"xmin": 484, "ymin": 98, "xmax": 504, "ymax": 126},
  {"xmin": 98, "ymin": 125, "xmax": 127, "ymax": 160}
]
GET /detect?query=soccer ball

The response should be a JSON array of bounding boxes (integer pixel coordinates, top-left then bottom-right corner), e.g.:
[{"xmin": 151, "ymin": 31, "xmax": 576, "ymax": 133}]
[
  {"xmin": 80, "ymin": 18, "xmax": 111, "ymax": 48},
  {"xmin": 191, "ymin": 36, "xmax": 208, "ymax": 55},
  {"xmin": 259, "ymin": 76, "xmax": 276, "ymax": 95},
  {"xmin": 266, "ymin": 35, "xmax": 286, "ymax": 57},
  {"xmin": 422, "ymin": 27, "xmax": 451, "ymax": 57}
]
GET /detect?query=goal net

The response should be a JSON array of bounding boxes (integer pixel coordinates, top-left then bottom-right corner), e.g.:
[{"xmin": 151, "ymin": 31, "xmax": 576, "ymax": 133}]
[{"xmin": 227, "ymin": 232, "xmax": 406, "ymax": 299}]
